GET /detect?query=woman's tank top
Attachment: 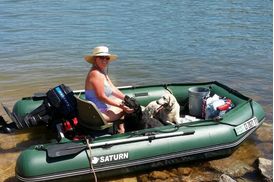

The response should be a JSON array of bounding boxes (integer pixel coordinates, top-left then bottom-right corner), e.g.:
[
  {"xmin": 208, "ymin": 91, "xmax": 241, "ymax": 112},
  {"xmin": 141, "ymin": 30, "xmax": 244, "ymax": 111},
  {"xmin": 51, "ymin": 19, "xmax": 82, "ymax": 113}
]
[{"xmin": 85, "ymin": 80, "xmax": 113, "ymax": 112}]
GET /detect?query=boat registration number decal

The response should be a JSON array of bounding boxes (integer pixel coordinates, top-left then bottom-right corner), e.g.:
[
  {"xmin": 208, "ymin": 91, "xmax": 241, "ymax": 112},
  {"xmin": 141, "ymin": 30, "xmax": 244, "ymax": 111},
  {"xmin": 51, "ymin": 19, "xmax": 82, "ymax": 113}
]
[
  {"xmin": 91, "ymin": 152, "xmax": 129, "ymax": 165},
  {"xmin": 234, "ymin": 117, "xmax": 259, "ymax": 136}
]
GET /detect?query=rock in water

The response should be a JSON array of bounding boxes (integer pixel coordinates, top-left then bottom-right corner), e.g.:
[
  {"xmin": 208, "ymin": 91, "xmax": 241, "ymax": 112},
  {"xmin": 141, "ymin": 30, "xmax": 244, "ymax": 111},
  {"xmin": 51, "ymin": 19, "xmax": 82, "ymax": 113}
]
[{"xmin": 257, "ymin": 158, "xmax": 273, "ymax": 182}]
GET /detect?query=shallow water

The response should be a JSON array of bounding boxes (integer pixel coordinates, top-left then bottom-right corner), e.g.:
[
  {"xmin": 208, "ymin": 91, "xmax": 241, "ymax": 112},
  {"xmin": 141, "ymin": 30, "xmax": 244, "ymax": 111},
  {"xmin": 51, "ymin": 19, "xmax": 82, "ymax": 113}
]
[{"xmin": 0, "ymin": 0, "xmax": 272, "ymax": 181}]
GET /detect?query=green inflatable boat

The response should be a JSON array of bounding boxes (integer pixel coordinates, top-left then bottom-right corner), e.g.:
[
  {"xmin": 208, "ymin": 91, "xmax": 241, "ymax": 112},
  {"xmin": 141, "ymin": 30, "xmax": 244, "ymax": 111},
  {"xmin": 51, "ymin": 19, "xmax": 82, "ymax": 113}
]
[{"xmin": 11, "ymin": 81, "xmax": 264, "ymax": 181}]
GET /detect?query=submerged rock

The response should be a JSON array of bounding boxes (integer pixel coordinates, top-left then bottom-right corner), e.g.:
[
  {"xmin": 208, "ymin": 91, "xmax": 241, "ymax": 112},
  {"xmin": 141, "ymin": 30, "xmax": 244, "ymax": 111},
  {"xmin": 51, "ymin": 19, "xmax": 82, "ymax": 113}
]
[
  {"xmin": 257, "ymin": 142, "xmax": 273, "ymax": 159},
  {"xmin": 257, "ymin": 158, "xmax": 273, "ymax": 182},
  {"xmin": 256, "ymin": 123, "xmax": 273, "ymax": 142},
  {"xmin": 185, "ymin": 170, "xmax": 218, "ymax": 182},
  {"xmin": 209, "ymin": 159, "xmax": 254, "ymax": 177},
  {"xmin": 208, "ymin": 139, "xmax": 263, "ymax": 178},
  {"xmin": 209, "ymin": 141, "xmax": 260, "ymax": 178},
  {"xmin": 148, "ymin": 171, "xmax": 171, "ymax": 180},
  {"xmin": 177, "ymin": 167, "xmax": 193, "ymax": 176},
  {"xmin": 219, "ymin": 174, "xmax": 236, "ymax": 182}
]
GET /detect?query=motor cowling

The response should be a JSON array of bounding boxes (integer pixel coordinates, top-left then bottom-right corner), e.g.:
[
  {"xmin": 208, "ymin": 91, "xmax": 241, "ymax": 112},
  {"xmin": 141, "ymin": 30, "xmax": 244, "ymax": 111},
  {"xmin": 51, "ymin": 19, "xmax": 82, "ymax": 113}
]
[{"xmin": 17, "ymin": 84, "xmax": 77, "ymax": 129}]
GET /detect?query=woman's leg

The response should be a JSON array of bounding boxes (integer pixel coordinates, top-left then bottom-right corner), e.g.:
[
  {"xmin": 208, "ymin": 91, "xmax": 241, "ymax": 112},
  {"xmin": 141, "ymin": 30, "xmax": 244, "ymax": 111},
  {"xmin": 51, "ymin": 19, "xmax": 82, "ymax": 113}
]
[
  {"xmin": 101, "ymin": 107, "xmax": 124, "ymax": 122},
  {"xmin": 101, "ymin": 97, "xmax": 126, "ymax": 133},
  {"xmin": 101, "ymin": 106, "xmax": 125, "ymax": 133}
]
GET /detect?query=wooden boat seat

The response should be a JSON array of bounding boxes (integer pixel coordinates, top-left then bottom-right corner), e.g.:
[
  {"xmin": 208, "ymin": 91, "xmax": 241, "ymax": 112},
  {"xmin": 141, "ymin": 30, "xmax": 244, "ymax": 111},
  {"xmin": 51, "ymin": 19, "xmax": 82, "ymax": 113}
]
[{"xmin": 74, "ymin": 96, "xmax": 113, "ymax": 130}]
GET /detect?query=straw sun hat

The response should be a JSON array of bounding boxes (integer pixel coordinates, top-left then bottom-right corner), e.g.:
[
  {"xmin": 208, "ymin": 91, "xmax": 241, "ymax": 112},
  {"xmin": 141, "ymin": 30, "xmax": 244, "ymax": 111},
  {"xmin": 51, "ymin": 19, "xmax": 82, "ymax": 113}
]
[{"xmin": 84, "ymin": 46, "xmax": 118, "ymax": 64}]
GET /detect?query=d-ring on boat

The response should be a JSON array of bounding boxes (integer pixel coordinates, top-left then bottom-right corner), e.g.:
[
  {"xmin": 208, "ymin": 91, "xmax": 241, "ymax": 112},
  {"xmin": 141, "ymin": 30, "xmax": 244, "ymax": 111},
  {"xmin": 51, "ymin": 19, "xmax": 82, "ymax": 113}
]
[{"xmin": 10, "ymin": 81, "xmax": 264, "ymax": 182}]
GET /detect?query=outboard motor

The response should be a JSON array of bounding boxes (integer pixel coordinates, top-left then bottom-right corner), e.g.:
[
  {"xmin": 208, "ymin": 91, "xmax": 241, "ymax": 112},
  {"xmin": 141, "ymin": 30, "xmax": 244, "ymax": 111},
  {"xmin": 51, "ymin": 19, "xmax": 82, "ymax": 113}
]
[
  {"xmin": 24, "ymin": 84, "xmax": 77, "ymax": 127},
  {"xmin": 1, "ymin": 84, "xmax": 77, "ymax": 133}
]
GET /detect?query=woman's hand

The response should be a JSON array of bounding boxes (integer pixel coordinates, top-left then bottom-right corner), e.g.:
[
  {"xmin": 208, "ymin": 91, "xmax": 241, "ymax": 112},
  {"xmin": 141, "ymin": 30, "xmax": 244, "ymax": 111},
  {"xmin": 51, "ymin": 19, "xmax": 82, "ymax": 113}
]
[
  {"xmin": 119, "ymin": 103, "xmax": 134, "ymax": 113},
  {"xmin": 123, "ymin": 105, "xmax": 134, "ymax": 113}
]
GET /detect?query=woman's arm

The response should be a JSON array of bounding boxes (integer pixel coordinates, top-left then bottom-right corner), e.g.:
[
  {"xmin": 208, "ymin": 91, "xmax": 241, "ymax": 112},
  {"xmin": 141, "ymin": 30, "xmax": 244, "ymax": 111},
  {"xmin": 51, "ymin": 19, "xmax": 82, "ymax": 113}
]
[{"xmin": 106, "ymin": 75, "xmax": 125, "ymax": 100}]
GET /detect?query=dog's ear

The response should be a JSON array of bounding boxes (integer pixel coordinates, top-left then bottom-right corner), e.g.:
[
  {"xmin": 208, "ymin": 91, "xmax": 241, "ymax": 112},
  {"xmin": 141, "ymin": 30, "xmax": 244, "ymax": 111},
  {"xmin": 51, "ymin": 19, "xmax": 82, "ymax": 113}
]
[
  {"xmin": 124, "ymin": 96, "xmax": 141, "ymax": 110},
  {"xmin": 130, "ymin": 97, "xmax": 140, "ymax": 109},
  {"xmin": 168, "ymin": 94, "xmax": 172, "ymax": 105},
  {"xmin": 124, "ymin": 95, "xmax": 139, "ymax": 108},
  {"xmin": 124, "ymin": 95, "xmax": 130, "ymax": 101},
  {"xmin": 123, "ymin": 95, "xmax": 132, "ymax": 107}
]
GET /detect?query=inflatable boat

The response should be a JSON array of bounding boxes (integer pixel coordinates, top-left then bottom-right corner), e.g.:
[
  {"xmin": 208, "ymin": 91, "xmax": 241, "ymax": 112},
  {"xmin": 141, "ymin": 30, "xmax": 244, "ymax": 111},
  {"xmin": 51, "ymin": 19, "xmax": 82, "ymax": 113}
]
[{"xmin": 9, "ymin": 81, "xmax": 265, "ymax": 181}]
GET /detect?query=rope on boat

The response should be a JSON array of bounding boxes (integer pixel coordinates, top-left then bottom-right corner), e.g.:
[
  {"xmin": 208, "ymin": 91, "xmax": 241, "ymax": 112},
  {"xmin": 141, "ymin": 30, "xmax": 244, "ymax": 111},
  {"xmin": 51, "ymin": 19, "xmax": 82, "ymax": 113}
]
[
  {"xmin": 85, "ymin": 137, "xmax": 98, "ymax": 182},
  {"xmin": 249, "ymin": 99, "xmax": 255, "ymax": 118},
  {"xmin": 163, "ymin": 85, "xmax": 173, "ymax": 95}
]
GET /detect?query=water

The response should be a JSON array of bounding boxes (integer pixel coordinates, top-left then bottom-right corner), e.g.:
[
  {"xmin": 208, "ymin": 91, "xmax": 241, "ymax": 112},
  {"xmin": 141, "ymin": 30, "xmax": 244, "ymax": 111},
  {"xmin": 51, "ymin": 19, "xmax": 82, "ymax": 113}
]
[{"xmin": 0, "ymin": 0, "xmax": 272, "ymax": 181}]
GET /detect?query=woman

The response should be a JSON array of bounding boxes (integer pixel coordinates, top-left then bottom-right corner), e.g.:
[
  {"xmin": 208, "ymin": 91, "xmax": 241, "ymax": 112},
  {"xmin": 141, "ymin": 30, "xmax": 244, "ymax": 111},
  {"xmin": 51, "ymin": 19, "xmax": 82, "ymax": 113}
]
[{"xmin": 84, "ymin": 46, "xmax": 133, "ymax": 133}]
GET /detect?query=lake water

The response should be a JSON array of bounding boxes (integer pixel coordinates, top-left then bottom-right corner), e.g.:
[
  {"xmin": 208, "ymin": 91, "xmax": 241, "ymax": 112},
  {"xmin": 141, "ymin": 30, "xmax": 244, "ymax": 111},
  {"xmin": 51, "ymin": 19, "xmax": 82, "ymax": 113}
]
[{"xmin": 0, "ymin": 0, "xmax": 272, "ymax": 181}]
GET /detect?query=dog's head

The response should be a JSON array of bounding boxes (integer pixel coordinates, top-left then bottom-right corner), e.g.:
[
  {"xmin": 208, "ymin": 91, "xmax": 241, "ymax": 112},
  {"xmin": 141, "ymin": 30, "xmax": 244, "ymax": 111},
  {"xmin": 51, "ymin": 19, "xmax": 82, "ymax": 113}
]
[
  {"xmin": 124, "ymin": 95, "xmax": 141, "ymax": 112},
  {"xmin": 156, "ymin": 92, "xmax": 177, "ymax": 110},
  {"xmin": 123, "ymin": 95, "xmax": 143, "ymax": 132}
]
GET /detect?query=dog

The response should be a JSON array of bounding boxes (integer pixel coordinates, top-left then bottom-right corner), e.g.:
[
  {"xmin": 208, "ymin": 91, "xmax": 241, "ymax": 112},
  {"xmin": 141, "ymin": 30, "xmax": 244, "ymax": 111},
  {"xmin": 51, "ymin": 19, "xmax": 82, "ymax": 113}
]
[
  {"xmin": 145, "ymin": 91, "xmax": 181, "ymax": 124},
  {"xmin": 123, "ymin": 95, "xmax": 163, "ymax": 132}
]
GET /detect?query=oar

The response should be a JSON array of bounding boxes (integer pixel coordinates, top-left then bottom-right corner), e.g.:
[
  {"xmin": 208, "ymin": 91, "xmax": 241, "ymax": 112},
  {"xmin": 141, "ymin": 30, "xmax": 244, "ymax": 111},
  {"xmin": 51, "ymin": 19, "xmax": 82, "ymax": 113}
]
[
  {"xmin": 46, "ymin": 142, "xmax": 87, "ymax": 158},
  {"xmin": 46, "ymin": 130, "xmax": 195, "ymax": 158}
]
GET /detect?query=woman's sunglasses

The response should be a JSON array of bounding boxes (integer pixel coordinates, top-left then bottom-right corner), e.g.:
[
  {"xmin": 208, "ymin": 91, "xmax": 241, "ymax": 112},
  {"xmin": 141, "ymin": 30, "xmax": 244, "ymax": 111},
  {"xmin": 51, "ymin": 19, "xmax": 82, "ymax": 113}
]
[{"xmin": 97, "ymin": 56, "xmax": 110, "ymax": 61}]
